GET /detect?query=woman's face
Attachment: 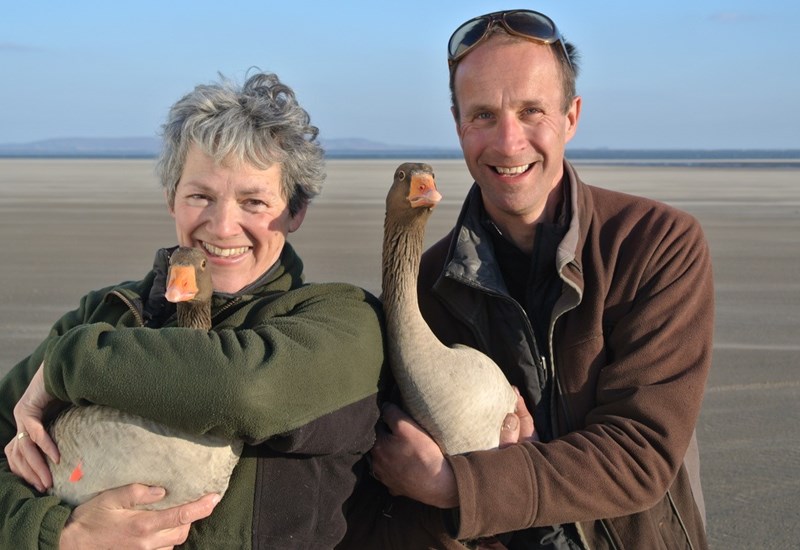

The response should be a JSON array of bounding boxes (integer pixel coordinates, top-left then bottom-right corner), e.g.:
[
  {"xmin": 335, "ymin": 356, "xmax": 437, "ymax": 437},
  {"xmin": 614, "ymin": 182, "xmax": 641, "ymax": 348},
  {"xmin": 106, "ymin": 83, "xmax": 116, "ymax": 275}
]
[{"xmin": 168, "ymin": 144, "xmax": 306, "ymax": 294}]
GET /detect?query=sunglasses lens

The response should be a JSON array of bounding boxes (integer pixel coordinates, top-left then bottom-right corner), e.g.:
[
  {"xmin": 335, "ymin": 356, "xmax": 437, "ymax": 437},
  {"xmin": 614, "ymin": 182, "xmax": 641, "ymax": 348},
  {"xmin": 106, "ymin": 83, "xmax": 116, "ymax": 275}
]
[
  {"xmin": 504, "ymin": 11, "xmax": 557, "ymax": 43},
  {"xmin": 448, "ymin": 17, "xmax": 490, "ymax": 59},
  {"xmin": 448, "ymin": 10, "xmax": 568, "ymax": 67}
]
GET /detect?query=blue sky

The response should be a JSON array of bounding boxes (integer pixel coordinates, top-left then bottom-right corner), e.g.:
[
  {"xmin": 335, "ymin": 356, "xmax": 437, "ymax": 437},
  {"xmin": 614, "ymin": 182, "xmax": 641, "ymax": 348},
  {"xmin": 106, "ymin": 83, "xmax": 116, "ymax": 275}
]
[{"xmin": 2, "ymin": 0, "xmax": 798, "ymax": 149}]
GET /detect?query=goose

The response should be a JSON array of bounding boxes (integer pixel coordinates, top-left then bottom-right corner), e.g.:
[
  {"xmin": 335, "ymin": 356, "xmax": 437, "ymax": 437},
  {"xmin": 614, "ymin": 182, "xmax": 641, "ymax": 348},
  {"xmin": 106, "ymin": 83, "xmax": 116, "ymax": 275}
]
[
  {"xmin": 47, "ymin": 247, "xmax": 242, "ymax": 510},
  {"xmin": 382, "ymin": 162, "xmax": 517, "ymax": 455}
]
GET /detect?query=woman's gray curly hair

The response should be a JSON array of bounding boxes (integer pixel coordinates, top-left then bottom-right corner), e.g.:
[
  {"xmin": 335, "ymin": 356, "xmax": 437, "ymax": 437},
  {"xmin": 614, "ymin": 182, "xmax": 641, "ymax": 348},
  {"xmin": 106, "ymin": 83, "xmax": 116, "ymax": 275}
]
[{"xmin": 156, "ymin": 72, "xmax": 325, "ymax": 217}]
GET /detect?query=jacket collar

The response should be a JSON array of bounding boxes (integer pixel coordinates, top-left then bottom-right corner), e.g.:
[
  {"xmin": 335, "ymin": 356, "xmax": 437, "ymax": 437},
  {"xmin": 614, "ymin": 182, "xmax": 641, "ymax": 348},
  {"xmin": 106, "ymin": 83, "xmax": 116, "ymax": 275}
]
[
  {"xmin": 443, "ymin": 160, "xmax": 586, "ymax": 294},
  {"xmin": 557, "ymin": 161, "xmax": 581, "ymax": 273},
  {"xmin": 552, "ymin": 161, "xmax": 585, "ymax": 322},
  {"xmin": 443, "ymin": 184, "xmax": 510, "ymax": 295},
  {"xmin": 136, "ymin": 243, "xmax": 306, "ymax": 327}
]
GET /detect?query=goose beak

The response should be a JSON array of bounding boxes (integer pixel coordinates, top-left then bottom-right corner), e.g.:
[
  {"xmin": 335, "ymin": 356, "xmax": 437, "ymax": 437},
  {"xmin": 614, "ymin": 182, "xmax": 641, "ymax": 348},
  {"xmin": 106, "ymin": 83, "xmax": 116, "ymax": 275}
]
[
  {"xmin": 165, "ymin": 265, "xmax": 199, "ymax": 303},
  {"xmin": 407, "ymin": 173, "xmax": 442, "ymax": 209}
]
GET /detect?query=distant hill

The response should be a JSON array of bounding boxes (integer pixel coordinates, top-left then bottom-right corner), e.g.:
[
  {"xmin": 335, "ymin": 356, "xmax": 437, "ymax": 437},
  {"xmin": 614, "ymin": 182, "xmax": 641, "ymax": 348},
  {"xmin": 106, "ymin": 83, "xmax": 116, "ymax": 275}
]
[
  {"xmin": 0, "ymin": 136, "xmax": 461, "ymax": 158},
  {"xmin": 0, "ymin": 137, "xmax": 162, "ymax": 157}
]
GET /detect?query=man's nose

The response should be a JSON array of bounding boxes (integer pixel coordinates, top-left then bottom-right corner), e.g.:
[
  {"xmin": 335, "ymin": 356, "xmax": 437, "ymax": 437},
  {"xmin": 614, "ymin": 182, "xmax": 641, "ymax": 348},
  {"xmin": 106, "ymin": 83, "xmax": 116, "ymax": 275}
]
[{"xmin": 494, "ymin": 115, "xmax": 528, "ymax": 155}]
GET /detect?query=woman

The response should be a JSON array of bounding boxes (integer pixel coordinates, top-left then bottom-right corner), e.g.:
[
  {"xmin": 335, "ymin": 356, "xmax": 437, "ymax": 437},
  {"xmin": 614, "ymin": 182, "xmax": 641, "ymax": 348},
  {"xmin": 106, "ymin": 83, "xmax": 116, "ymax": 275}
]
[{"xmin": 0, "ymin": 72, "xmax": 385, "ymax": 549}]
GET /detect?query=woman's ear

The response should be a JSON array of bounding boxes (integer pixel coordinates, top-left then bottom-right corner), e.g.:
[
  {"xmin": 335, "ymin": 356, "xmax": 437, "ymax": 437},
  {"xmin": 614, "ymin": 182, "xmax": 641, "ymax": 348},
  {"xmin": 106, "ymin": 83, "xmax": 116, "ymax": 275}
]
[
  {"xmin": 165, "ymin": 190, "xmax": 175, "ymax": 218},
  {"xmin": 288, "ymin": 203, "xmax": 308, "ymax": 233}
]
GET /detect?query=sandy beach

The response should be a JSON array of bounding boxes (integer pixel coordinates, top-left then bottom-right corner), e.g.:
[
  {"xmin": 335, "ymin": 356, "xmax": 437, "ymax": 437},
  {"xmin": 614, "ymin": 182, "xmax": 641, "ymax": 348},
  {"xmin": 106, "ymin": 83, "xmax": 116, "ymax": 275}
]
[{"xmin": 1, "ymin": 158, "xmax": 798, "ymax": 547}]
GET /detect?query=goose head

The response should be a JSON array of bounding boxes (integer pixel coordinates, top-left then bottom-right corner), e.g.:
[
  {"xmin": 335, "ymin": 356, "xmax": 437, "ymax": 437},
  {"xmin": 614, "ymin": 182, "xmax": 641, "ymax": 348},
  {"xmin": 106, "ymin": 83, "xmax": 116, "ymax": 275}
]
[
  {"xmin": 386, "ymin": 162, "xmax": 442, "ymax": 222},
  {"xmin": 165, "ymin": 246, "xmax": 213, "ymax": 306}
]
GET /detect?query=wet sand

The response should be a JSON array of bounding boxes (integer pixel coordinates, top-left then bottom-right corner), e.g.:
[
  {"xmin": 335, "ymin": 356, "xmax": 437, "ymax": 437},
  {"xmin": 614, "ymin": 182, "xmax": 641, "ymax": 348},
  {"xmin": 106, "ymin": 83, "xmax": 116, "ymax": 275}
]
[{"xmin": 1, "ymin": 158, "xmax": 798, "ymax": 547}]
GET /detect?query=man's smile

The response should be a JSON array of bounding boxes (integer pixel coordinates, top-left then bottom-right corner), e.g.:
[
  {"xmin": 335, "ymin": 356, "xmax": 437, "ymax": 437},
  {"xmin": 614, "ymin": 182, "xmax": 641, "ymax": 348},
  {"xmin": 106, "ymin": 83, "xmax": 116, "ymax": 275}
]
[{"xmin": 493, "ymin": 164, "xmax": 532, "ymax": 176}]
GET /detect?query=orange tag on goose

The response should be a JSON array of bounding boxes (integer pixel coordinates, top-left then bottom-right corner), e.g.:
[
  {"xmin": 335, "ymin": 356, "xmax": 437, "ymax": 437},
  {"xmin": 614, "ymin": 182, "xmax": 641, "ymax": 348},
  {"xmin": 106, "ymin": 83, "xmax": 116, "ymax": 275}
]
[{"xmin": 69, "ymin": 461, "xmax": 84, "ymax": 483}]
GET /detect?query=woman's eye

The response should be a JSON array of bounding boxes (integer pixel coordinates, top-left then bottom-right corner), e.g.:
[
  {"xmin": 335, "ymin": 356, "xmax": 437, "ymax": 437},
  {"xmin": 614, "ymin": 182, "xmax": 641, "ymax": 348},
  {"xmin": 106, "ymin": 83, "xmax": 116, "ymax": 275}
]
[
  {"xmin": 243, "ymin": 199, "xmax": 269, "ymax": 211},
  {"xmin": 185, "ymin": 194, "xmax": 210, "ymax": 206}
]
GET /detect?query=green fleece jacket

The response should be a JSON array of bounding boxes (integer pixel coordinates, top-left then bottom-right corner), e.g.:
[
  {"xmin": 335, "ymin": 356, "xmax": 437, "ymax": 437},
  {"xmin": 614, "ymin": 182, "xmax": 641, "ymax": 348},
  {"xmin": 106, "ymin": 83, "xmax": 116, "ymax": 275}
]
[{"xmin": 0, "ymin": 244, "xmax": 385, "ymax": 549}]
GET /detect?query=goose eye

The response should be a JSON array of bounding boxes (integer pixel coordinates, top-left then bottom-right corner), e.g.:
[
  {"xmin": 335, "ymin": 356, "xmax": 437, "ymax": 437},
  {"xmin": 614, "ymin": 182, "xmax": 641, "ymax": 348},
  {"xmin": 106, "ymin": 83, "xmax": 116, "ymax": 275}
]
[{"xmin": 397, "ymin": 170, "xmax": 406, "ymax": 181}]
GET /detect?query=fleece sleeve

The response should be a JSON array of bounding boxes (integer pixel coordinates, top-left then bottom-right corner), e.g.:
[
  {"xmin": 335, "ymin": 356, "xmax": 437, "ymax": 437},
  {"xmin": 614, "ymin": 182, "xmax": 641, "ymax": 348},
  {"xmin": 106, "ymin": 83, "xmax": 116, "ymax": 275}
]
[
  {"xmin": 42, "ymin": 282, "xmax": 385, "ymax": 445},
  {"xmin": 0, "ymin": 344, "xmax": 72, "ymax": 549}
]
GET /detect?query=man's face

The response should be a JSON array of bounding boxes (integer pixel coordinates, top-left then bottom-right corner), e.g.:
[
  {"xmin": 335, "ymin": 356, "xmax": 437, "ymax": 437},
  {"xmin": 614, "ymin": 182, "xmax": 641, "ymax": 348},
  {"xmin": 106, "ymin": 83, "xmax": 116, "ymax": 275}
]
[{"xmin": 452, "ymin": 37, "xmax": 580, "ymax": 230}]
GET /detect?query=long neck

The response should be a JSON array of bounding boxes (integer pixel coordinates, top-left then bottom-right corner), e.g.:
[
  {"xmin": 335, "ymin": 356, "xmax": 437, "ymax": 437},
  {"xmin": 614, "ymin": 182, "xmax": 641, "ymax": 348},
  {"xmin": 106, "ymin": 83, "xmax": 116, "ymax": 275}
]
[
  {"xmin": 382, "ymin": 211, "xmax": 445, "ymax": 372},
  {"xmin": 177, "ymin": 301, "xmax": 212, "ymax": 330}
]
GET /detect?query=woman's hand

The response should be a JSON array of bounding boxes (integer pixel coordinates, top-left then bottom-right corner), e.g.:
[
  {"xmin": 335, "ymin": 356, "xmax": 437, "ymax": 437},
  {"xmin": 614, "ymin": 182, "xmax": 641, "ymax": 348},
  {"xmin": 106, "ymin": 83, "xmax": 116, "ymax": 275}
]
[
  {"xmin": 4, "ymin": 362, "xmax": 62, "ymax": 492},
  {"xmin": 59, "ymin": 484, "xmax": 220, "ymax": 550}
]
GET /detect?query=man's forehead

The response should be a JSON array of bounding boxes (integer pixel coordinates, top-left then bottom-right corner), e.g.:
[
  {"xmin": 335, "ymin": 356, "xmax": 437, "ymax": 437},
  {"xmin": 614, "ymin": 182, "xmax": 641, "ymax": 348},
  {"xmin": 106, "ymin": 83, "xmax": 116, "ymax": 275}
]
[{"xmin": 454, "ymin": 40, "xmax": 564, "ymax": 99}]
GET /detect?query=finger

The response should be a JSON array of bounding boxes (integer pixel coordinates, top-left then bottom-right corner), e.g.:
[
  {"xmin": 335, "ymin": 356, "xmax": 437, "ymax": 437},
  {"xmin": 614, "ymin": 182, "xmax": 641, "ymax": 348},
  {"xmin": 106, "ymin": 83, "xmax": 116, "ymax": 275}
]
[
  {"xmin": 100, "ymin": 483, "xmax": 168, "ymax": 509},
  {"xmin": 379, "ymin": 402, "xmax": 407, "ymax": 427},
  {"xmin": 381, "ymin": 404, "xmax": 426, "ymax": 437},
  {"xmin": 18, "ymin": 437, "xmax": 53, "ymax": 489},
  {"xmin": 152, "ymin": 493, "xmax": 221, "ymax": 531},
  {"xmin": 6, "ymin": 442, "xmax": 46, "ymax": 493},
  {"xmin": 499, "ymin": 413, "xmax": 520, "ymax": 448},
  {"xmin": 512, "ymin": 390, "xmax": 536, "ymax": 441},
  {"xmin": 28, "ymin": 424, "xmax": 61, "ymax": 465}
]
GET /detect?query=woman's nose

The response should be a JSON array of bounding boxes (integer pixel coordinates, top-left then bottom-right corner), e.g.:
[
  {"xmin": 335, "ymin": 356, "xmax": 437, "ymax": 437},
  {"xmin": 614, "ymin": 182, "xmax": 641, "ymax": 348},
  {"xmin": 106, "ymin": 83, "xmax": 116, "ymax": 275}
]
[{"xmin": 207, "ymin": 200, "xmax": 241, "ymax": 238}]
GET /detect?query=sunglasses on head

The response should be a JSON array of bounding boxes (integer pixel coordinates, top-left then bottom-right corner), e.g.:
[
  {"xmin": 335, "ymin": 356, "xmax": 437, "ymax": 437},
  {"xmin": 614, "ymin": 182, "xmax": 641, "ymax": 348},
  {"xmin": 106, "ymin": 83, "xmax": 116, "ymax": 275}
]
[{"xmin": 447, "ymin": 9, "xmax": 572, "ymax": 70}]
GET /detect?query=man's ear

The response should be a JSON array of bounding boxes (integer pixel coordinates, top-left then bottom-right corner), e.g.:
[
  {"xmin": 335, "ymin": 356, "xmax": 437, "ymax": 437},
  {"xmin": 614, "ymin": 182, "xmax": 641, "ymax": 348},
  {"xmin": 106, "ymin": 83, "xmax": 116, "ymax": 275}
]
[
  {"xmin": 565, "ymin": 95, "xmax": 582, "ymax": 143},
  {"xmin": 452, "ymin": 105, "xmax": 464, "ymax": 145}
]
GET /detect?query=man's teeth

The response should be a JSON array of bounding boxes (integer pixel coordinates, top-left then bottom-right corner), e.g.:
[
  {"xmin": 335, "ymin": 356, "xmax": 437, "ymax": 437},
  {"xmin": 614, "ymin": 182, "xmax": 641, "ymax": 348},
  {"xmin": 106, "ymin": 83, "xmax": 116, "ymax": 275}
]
[
  {"xmin": 495, "ymin": 164, "xmax": 530, "ymax": 175},
  {"xmin": 202, "ymin": 243, "xmax": 249, "ymax": 257}
]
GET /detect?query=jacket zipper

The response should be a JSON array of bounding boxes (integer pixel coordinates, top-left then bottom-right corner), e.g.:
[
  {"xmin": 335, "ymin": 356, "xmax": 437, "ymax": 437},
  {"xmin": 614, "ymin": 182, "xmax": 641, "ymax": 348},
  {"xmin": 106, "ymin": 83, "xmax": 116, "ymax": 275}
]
[
  {"xmin": 545, "ymin": 266, "xmax": 582, "ymax": 442},
  {"xmin": 211, "ymin": 296, "xmax": 242, "ymax": 322},
  {"xmin": 446, "ymin": 276, "xmax": 546, "ymax": 374},
  {"xmin": 109, "ymin": 290, "xmax": 145, "ymax": 327}
]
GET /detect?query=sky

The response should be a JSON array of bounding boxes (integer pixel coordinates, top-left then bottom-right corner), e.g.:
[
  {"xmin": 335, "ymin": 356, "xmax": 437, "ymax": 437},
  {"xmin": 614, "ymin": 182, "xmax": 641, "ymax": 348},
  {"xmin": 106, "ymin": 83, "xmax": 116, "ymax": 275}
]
[{"xmin": 2, "ymin": 0, "xmax": 798, "ymax": 150}]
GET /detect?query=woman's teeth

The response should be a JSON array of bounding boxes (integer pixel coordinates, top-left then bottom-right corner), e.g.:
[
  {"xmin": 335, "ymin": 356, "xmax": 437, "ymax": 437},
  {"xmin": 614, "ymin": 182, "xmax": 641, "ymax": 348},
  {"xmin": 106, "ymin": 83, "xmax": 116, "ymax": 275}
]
[{"xmin": 202, "ymin": 243, "xmax": 249, "ymax": 257}]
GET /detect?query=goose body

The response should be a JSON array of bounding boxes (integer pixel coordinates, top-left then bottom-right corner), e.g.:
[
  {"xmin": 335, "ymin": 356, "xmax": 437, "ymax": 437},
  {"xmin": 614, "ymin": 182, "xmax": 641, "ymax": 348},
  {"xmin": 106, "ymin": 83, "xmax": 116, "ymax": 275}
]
[
  {"xmin": 382, "ymin": 163, "xmax": 517, "ymax": 455},
  {"xmin": 47, "ymin": 247, "xmax": 242, "ymax": 510}
]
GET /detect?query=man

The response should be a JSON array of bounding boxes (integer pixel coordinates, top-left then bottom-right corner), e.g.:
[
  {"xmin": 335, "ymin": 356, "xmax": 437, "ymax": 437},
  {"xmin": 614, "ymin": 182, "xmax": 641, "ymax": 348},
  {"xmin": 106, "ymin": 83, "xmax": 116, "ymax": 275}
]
[{"xmin": 342, "ymin": 9, "xmax": 712, "ymax": 549}]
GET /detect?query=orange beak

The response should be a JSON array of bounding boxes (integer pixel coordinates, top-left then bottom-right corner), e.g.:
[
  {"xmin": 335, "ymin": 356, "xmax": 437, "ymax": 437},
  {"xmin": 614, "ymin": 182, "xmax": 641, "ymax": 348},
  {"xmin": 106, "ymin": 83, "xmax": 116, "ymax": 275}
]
[
  {"xmin": 407, "ymin": 173, "xmax": 442, "ymax": 209},
  {"xmin": 165, "ymin": 265, "xmax": 199, "ymax": 303}
]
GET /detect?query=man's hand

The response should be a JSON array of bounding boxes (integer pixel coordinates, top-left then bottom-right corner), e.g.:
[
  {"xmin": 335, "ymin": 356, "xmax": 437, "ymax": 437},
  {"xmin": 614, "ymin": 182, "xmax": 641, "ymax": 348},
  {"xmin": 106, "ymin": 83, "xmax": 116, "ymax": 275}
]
[
  {"xmin": 370, "ymin": 403, "xmax": 458, "ymax": 509},
  {"xmin": 5, "ymin": 363, "xmax": 61, "ymax": 492},
  {"xmin": 60, "ymin": 484, "xmax": 220, "ymax": 550},
  {"xmin": 370, "ymin": 391, "xmax": 535, "ymax": 510},
  {"xmin": 499, "ymin": 388, "xmax": 537, "ymax": 447}
]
